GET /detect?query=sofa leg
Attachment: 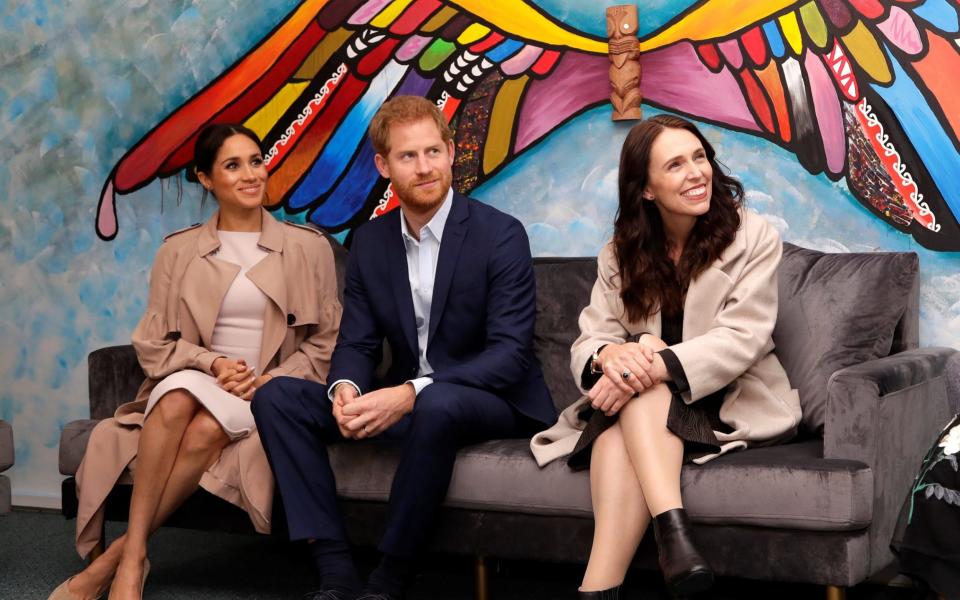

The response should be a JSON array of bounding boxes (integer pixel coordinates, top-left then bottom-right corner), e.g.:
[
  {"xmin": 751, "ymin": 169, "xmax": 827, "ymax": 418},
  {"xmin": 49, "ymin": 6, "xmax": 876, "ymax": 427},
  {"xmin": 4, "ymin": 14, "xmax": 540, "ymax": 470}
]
[
  {"xmin": 475, "ymin": 555, "xmax": 489, "ymax": 600},
  {"xmin": 826, "ymin": 585, "xmax": 846, "ymax": 600}
]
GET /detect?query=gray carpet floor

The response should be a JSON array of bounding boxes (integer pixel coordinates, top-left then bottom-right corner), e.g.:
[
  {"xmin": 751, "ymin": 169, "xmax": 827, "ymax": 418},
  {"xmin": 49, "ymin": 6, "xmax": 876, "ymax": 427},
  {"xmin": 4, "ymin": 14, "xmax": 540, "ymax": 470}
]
[{"xmin": 0, "ymin": 508, "xmax": 935, "ymax": 600}]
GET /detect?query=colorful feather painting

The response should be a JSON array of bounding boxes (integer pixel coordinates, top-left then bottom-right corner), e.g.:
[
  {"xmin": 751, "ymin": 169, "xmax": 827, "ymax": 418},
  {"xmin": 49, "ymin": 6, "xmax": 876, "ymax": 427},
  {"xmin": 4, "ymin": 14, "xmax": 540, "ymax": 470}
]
[{"xmin": 95, "ymin": 0, "xmax": 960, "ymax": 251}]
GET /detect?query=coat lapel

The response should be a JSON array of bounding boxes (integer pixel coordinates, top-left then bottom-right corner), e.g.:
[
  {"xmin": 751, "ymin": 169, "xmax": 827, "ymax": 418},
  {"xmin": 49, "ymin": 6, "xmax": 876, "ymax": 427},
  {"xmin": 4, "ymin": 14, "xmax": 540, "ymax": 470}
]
[
  {"xmin": 182, "ymin": 258, "xmax": 239, "ymax": 348},
  {"xmin": 386, "ymin": 211, "xmax": 420, "ymax": 358},
  {"xmin": 178, "ymin": 212, "xmax": 239, "ymax": 347},
  {"xmin": 682, "ymin": 268, "xmax": 732, "ymax": 339},
  {"xmin": 247, "ymin": 254, "xmax": 287, "ymax": 374},
  {"xmin": 245, "ymin": 210, "xmax": 287, "ymax": 373},
  {"xmin": 428, "ymin": 193, "xmax": 468, "ymax": 344},
  {"xmin": 681, "ymin": 213, "xmax": 748, "ymax": 339}
]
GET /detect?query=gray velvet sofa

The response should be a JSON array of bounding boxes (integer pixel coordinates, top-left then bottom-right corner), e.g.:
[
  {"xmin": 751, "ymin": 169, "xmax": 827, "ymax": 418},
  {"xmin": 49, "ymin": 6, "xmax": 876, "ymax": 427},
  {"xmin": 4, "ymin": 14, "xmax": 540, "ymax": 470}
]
[
  {"xmin": 947, "ymin": 352, "xmax": 960, "ymax": 414},
  {"xmin": 58, "ymin": 242, "xmax": 954, "ymax": 598},
  {"xmin": 0, "ymin": 419, "xmax": 13, "ymax": 514}
]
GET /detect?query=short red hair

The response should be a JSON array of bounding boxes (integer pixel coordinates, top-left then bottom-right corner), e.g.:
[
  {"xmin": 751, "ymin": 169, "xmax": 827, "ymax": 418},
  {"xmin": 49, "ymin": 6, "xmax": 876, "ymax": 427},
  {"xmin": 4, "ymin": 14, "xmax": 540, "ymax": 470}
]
[{"xmin": 368, "ymin": 95, "xmax": 453, "ymax": 155}]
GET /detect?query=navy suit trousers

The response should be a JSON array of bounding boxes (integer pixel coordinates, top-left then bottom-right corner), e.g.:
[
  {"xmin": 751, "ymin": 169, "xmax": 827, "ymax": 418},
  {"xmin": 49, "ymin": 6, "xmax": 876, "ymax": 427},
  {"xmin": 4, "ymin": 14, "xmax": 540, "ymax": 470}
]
[{"xmin": 252, "ymin": 376, "xmax": 539, "ymax": 558}]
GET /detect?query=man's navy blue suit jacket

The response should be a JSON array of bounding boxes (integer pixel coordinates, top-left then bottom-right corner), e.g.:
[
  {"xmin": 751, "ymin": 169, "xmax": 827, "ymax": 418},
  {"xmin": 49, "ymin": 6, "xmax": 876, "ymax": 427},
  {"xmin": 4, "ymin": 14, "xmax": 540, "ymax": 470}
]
[{"xmin": 328, "ymin": 192, "xmax": 556, "ymax": 427}]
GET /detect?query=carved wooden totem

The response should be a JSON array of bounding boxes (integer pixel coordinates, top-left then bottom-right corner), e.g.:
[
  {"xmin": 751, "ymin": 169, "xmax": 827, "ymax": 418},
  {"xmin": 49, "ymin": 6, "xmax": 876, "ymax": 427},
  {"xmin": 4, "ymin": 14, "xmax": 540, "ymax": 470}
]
[{"xmin": 607, "ymin": 5, "xmax": 642, "ymax": 120}]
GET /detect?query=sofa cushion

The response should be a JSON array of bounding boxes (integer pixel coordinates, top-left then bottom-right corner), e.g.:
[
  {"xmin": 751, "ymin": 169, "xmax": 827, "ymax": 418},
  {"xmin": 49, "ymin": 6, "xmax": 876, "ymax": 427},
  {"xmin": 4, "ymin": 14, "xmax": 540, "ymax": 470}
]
[
  {"xmin": 774, "ymin": 244, "xmax": 918, "ymax": 433},
  {"xmin": 681, "ymin": 439, "xmax": 872, "ymax": 530},
  {"xmin": 532, "ymin": 258, "xmax": 597, "ymax": 412},
  {"xmin": 0, "ymin": 420, "xmax": 13, "ymax": 472},
  {"xmin": 330, "ymin": 438, "xmax": 872, "ymax": 531}
]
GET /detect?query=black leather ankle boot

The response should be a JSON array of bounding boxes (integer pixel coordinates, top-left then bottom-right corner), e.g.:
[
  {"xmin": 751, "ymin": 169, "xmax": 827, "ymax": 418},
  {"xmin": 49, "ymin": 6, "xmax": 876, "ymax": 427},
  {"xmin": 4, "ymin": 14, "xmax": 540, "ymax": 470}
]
[
  {"xmin": 578, "ymin": 584, "xmax": 622, "ymax": 599},
  {"xmin": 652, "ymin": 508, "xmax": 713, "ymax": 596}
]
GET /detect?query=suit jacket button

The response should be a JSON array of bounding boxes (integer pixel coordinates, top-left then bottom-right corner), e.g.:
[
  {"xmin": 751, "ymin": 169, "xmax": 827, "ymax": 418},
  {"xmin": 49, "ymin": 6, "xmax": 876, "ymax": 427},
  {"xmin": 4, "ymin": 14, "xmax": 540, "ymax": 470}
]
[{"xmin": 287, "ymin": 313, "xmax": 296, "ymax": 325}]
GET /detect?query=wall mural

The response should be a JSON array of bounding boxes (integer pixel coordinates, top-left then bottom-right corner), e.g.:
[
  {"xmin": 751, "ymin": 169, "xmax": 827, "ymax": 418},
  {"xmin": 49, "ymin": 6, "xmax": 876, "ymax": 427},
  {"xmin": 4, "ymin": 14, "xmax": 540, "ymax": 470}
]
[
  {"xmin": 98, "ymin": 0, "xmax": 960, "ymax": 250},
  {"xmin": 2, "ymin": 0, "xmax": 960, "ymax": 503}
]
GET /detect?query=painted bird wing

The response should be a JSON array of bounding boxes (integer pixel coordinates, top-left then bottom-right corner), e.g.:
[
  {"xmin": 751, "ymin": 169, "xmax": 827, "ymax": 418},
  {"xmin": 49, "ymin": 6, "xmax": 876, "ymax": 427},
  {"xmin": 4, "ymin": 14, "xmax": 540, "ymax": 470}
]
[
  {"xmin": 639, "ymin": 0, "xmax": 960, "ymax": 249},
  {"xmin": 97, "ymin": 0, "xmax": 611, "ymax": 240}
]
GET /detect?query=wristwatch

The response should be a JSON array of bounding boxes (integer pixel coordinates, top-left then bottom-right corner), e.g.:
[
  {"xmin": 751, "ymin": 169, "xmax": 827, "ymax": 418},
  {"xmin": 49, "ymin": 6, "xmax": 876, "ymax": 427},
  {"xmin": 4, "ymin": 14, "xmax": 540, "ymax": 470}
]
[{"xmin": 589, "ymin": 347, "xmax": 605, "ymax": 375}]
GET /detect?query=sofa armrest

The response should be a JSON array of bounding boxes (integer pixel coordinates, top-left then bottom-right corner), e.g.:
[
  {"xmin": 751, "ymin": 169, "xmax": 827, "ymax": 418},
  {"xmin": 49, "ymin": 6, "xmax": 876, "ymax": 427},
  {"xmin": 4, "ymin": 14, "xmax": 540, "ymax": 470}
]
[
  {"xmin": 88, "ymin": 345, "xmax": 145, "ymax": 420},
  {"xmin": 59, "ymin": 420, "xmax": 100, "ymax": 476},
  {"xmin": 0, "ymin": 420, "xmax": 13, "ymax": 472},
  {"xmin": 824, "ymin": 346, "xmax": 955, "ymax": 576}
]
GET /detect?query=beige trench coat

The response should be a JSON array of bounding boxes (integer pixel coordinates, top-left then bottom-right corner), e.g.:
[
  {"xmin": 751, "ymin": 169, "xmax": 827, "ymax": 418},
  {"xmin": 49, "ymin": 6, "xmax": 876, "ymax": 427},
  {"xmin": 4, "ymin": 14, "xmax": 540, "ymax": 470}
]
[
  {"xmin": 530, "ymin": 210, "xmax": 801, "ymax": 466},
  {"xmin": 75, "ymin": 208, "xmax": 341, "ymax": 557}
]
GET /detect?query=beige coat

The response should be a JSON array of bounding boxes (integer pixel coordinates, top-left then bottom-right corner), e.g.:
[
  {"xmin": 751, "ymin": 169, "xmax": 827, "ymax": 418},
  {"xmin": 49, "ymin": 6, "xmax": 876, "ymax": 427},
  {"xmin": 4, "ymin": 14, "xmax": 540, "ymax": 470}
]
[
  {"xmin": 530, "ymin": 210, "xmax": 801, "ymax": 466},
  {"xmin": 75, "ymin": 208, "xmax": 341, "ymax": 557}
]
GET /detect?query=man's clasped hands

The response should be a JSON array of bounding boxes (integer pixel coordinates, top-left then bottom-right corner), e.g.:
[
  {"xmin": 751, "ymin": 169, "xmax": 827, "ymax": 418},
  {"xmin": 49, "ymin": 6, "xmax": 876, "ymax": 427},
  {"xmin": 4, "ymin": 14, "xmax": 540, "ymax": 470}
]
[{"xmin": 331, "ymin": 382, "xmax": 417, "ymax": 440}]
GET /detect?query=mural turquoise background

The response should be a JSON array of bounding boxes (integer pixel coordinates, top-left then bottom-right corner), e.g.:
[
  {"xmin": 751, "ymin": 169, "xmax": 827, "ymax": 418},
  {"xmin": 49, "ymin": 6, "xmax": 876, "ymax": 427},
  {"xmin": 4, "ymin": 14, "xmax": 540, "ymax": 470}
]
[{"xmin": 2, "ymin": 0, "xmax": 959, "ymax": 505}]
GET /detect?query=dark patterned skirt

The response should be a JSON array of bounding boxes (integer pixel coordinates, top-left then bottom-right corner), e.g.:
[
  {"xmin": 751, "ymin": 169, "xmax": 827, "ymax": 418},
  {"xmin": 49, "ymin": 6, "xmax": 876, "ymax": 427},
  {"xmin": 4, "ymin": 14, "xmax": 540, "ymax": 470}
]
[
  {"xmin": 892, "ymin": 414, "xmax": 960, "ymax": 596},
  {"xmin": 567, "ymin": 387, "xmax": 730, "ymax": 471}
]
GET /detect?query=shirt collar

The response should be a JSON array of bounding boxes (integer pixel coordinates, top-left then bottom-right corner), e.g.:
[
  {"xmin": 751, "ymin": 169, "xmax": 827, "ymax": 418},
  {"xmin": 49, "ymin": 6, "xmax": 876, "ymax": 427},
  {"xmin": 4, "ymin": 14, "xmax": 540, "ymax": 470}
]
[{"xmin": 400, "ymin": 187, "xmax": 454, "ymax": 244}]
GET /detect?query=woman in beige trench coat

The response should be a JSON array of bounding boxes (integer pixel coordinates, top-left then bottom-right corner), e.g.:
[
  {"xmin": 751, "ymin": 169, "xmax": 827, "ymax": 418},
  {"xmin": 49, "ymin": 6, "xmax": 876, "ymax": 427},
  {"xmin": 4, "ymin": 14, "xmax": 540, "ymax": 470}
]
[
  {"xmin": 530, "ymin": 115, "xmax": 800, "ymax": 599},
  {"xmin": 50, "ymin": 124, "xmax": 341, "ymax": 600}
]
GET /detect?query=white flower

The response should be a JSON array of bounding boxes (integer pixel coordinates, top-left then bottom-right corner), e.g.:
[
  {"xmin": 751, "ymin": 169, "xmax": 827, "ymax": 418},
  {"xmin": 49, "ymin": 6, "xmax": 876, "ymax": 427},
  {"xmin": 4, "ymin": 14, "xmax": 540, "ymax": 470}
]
[{"xmin": 939, "ymin": 424, "xmax": 960, "ymax": 456}]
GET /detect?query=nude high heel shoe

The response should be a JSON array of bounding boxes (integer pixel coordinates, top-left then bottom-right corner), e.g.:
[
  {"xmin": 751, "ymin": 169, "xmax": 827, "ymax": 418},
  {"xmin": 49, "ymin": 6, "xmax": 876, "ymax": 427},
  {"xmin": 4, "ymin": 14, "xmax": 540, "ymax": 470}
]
[
  {"xmin": 47, "ymin": 578, "xmax": 87, "ymax": 600},
  {"xmin": 115, "ymin": 557, "xmax": 151, "ymax": 599},
  {"xmin": 47, "ymin": 574, "xmax": 109, "ymax": 600},
  {"xmin": 140, "ymin": 558, "xmax": 151, "ymax": 595},
  {"xmin": 48, "ymin": 557, "xmax": 149, "ymax": 600}
]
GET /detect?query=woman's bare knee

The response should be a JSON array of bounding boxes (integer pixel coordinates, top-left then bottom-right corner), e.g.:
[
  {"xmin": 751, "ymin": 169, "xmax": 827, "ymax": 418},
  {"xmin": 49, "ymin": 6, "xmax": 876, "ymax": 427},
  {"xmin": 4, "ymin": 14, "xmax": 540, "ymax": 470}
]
[
  {"xmin": 591, "ymin": 422, "xmax": 636, "ymax": 474},
  {"xmin": 619, "ymin": 383, "xmax": 671, "ymax": 421},
  {"xmin": 152, "ymin": 390, "xmax": 199, "ymax": 428},
  {"xmin": 593, "ymin": 421, "xmax": 625, "ymax": 454},
  {"xmin": 180, "ymin": 411, "xmax": 229, "ymax": 455}
]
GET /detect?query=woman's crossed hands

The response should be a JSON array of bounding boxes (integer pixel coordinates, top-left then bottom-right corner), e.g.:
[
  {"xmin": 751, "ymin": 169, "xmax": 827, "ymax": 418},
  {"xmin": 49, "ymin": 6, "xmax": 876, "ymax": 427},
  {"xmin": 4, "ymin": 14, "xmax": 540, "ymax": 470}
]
[{"xmin": 588, "ymin": 342, "xmax": 661, "ymax": 416}]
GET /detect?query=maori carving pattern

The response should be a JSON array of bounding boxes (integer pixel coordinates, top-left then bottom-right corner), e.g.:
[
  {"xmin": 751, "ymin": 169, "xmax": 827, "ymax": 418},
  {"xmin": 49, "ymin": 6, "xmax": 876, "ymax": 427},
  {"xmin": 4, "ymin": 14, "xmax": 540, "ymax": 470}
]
[{"xmin": 607, "ymin": 5, "xmax": 642, "ymax": 121}]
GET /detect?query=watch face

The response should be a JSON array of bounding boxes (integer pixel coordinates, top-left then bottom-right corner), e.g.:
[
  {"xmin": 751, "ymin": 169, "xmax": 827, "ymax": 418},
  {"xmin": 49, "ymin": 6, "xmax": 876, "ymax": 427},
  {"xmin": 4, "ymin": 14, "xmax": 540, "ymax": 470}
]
[{"xmin": 590, "ymin": 355, "xmax": 602, "ymax": 374}]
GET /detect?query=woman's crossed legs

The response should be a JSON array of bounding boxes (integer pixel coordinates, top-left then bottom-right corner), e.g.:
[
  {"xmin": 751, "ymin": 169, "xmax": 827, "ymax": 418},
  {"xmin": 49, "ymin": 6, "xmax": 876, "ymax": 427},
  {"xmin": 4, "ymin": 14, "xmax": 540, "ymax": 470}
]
[
  {"xmin": 581, "ymin": 334, "xmax": 684, "ymax": 592},
  {"xmin": 67, "ymin": 389, "xmax": 230, "ymax": 600}
]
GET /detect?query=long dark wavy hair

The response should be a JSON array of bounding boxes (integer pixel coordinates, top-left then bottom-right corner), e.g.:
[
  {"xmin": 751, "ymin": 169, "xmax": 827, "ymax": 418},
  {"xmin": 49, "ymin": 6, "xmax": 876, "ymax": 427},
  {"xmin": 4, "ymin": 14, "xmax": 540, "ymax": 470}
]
[{"xmin": 614, "ymin": 115, "xmax": 743, "ymax": 322}]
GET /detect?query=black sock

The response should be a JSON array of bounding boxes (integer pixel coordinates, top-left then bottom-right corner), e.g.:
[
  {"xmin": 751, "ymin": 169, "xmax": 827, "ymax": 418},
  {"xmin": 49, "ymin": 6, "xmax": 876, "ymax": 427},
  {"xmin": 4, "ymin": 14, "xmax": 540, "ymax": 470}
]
[
  {"xmin": 309, "ymin": 539, "xmax": 361, "ymax": 593},
  {"xmin": 367, "ymin": 553, "xmax": 413, "ymax": 597}
]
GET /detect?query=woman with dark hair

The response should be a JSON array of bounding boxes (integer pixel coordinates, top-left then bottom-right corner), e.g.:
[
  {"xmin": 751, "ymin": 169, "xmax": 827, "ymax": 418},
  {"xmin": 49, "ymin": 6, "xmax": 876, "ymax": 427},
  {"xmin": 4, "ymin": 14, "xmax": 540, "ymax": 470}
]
[
  {"xmin": 531, "ymin": 115, "xmax": 801, "ymax": 598},
  {"xmin": 50, "ymin": 124, "xmax": 341, "ymax": 600}
]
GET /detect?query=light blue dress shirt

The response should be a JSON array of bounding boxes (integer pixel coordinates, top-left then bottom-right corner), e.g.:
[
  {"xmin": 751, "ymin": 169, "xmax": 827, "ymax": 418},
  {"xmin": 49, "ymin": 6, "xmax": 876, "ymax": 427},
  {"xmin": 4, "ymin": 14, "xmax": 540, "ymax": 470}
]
[{"xmin": 329, "ymin": 188, "xmax": 454, "ymax": 400}]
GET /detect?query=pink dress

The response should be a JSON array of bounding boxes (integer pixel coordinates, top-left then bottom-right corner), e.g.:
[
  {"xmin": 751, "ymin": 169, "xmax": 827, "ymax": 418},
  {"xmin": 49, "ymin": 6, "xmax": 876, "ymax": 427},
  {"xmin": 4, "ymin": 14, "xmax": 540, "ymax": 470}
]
[{"xmin": 144, "ymin": 231, "xmax": 268, "ymax": 439}]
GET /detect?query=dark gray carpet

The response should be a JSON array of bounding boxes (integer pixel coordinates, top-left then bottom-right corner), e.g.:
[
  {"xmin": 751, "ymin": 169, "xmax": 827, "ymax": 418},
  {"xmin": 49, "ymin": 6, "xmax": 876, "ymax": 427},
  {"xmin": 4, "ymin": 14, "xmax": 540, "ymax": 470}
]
[{"xmin": 0, "ymin": 509, "xmax": 934, "ymax": 599}]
